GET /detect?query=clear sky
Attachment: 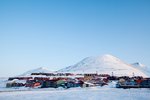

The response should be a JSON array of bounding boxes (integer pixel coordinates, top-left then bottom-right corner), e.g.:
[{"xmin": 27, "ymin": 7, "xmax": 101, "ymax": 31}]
[{"xmin": 0, "ymin": 0, "xmax": 150, "ymax": 77}]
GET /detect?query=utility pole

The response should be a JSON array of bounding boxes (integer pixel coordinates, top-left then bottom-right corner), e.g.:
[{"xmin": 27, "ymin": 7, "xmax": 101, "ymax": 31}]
[
  {"xmin": 132, "ymin": 72, "xmax": 135, "ymax": 77},
  {"xmin": 112, "ymin": 72, "xmax": 113, "ymax": 76}
]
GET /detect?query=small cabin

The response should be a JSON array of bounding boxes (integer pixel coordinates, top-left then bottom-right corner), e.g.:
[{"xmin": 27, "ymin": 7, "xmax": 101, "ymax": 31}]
[
  {"xmin": 25, "ymin": 80, "xmax": 41, "ymax": 87},
  {"xmin": 6, "ymin": 79, "xmax": 26, "ymax": 88},
  {"xmin": 31, "ymin": 73, "xmax": 55, "ymax": 76},
  {"xmin": 41, "ymin": 80, "xmax": 57, "ymax": 88},
  {"xmin": 140, "ymin": 79, "xmax": 150, "ymax": 88},
  {"xmin": 8, "ymin": 77, "xmax": 32, "ymax": 81}
]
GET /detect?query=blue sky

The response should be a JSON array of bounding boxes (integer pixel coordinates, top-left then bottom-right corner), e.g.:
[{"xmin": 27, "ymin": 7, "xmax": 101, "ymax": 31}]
[{"xmin": 0, "ymin": 0, "xmax": 150, "ymax": 77}]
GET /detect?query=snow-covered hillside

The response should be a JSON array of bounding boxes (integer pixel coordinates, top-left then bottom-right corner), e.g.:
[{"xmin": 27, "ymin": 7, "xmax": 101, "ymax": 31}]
[
  {"xmin": 131, "ymin": 62, "xmax": 150, "ymax": 76},
  {"xmin": 59, "ymin": 54, "xmax": 147, "ymax": 77},
  {"xmin": 132, "ymin": 62, "xmax": 146, "ymax": 68},
  {"xmin": 19, "ymin": 67, "xmax": 53, "ymax": 76}
]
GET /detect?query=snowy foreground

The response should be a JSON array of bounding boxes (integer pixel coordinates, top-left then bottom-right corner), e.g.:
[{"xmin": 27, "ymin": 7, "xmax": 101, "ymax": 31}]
[{"xmin": 0, "ymin": 87, "xmax": 150, "ymax": 100}]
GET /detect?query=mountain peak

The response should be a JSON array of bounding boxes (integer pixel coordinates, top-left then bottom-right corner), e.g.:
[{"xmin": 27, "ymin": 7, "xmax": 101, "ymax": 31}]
[
  {"xmin": 101, "ymin": 54, "xmax": 115, "ymax": 58},
  {"xmin": 99, "ymin": 54, "xmax": 120, "ymax": 61},
  {"xmin": 59, "ymin": 54, "xmax": 147, "ymax": 77}
]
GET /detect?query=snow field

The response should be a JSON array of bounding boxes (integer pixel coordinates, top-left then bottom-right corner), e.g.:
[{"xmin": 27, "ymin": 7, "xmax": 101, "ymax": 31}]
[{"xmin": 0, "ymin": 87, "xmax": 150, "ymax": 100}]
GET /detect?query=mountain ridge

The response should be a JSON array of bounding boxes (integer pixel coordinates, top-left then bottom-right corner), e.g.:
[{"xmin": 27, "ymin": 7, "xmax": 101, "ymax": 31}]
[
  {"xmin": 19, "ymin": 67, "xmax": 53, "ymax": 76},
  {"xmin": 18, "ymin": 54, "xmax": 149, "ymax": 77}
]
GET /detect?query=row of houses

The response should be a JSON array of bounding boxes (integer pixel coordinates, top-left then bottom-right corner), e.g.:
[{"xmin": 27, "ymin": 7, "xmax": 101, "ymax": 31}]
[
  {"xmin": 116, "ymin": 77, "xmax": 150, "ymax": 88},
  {"xmin": 6, "ymin": 73, "xmax": 109, "ymax": 88},
  {"xmin": 6, "ymin": 72, "xmax": 150, "ymax": 89}
]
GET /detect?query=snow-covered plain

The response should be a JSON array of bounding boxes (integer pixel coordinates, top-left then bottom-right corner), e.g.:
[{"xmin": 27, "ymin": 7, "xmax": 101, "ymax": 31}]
[{"xmin": 0, "ymin": 87, "xmax": 150, "ymax": 100}]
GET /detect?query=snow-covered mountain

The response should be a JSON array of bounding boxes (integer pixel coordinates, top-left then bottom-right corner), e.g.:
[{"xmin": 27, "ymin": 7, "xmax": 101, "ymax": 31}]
[
  {"xmin": 131, "ymin": 62, "xmax": 150, "ymax": 76},
  {"xmin": 58, "ymin": 54, "xmax": 148, "ymax": 77},
  {"xmin": 19, "ymin": 67, "xmax": 53, "ymax": 76}
]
